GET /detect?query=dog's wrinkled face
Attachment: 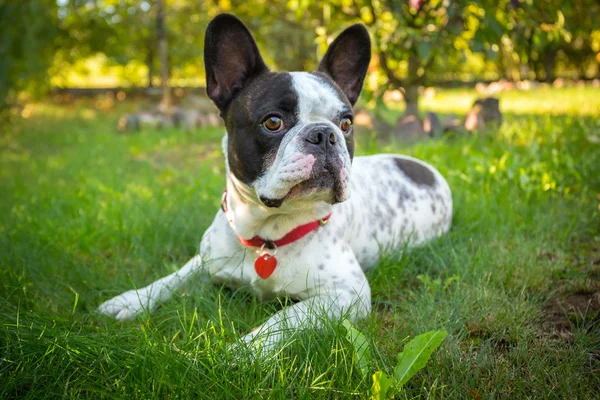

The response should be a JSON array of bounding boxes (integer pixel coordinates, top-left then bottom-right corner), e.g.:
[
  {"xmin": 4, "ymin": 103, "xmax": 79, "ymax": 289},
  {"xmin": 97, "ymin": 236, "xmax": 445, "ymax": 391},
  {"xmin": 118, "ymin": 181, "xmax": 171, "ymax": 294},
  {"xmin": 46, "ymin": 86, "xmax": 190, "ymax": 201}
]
[
  {"xmin": 204, "ymin": 14, "xmax": 371, "ymax": 208},
  {"xmin": 225, "ymin": 71, "xmax": 354, "ymax": 207}
]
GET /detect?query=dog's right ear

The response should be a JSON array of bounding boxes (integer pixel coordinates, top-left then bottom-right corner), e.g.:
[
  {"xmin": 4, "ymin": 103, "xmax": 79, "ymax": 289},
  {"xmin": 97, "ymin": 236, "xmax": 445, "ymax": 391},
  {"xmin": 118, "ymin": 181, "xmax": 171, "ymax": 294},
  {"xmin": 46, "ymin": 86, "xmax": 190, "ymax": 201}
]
[{"xmin": 204, "ymin": 14, "xmax": 269, "ymax": 113}]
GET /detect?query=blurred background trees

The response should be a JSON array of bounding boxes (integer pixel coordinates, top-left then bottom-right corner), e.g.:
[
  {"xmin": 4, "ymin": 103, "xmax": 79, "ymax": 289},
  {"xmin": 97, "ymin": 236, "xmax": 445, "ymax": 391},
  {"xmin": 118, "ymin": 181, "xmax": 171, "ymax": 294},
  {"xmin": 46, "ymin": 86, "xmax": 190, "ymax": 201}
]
[
  {"xmin": 1, "ymin": 0, "xmax": 599, "ymax": 119},
  {"xmin": 0, "ymin": 1, "xmax": 60, "ymax": 122}
]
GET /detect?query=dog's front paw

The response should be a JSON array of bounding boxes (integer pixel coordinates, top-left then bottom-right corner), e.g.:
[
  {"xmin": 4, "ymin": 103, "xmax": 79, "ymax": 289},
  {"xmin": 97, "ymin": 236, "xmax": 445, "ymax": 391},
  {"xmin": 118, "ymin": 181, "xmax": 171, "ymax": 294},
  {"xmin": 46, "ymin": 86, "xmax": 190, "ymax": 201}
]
[
  {"xmin": 227, "ymin": 329, "xmax": 283, "ymax": 363},
  {"xmin": 98, "ymin": 289, "xmax": 154, "ymax": 320}
]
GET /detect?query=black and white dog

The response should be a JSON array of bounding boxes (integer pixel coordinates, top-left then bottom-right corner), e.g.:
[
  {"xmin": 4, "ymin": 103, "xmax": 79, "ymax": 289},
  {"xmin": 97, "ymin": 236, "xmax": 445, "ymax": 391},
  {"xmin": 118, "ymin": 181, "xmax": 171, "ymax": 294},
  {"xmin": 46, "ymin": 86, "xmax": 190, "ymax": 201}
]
[{"xmin": 99, "ymin": 14, "xmax": 452, "ymax": 352}]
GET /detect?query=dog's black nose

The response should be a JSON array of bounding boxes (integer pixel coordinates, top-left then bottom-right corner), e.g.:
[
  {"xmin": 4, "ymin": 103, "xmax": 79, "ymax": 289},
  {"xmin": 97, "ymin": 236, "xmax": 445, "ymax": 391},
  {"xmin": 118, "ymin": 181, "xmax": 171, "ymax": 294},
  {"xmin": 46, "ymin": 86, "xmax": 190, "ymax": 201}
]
[
  {"xmin": 305, "ymin": 128, "xmax": 337, "ymax": 148},
  {"xmin": 259, "ymin": 196, "xmax": 284, "ymax": 208}
]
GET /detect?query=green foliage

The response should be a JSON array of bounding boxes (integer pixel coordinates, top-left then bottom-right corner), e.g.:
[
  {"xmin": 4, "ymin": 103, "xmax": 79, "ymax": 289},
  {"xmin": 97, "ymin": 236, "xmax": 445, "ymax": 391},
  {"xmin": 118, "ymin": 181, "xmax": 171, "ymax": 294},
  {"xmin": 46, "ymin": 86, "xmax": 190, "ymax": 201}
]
[
  {"xmin": 365, "ymin": 0, "xmax": 482, "ymax": 85},
  {"xmin": 392, "ymin": 330, "xmax": 448, "ymax": 388},
  {"xmin": 417, "ymin": 274, "xmax": 460, "ymax": 299},
  {"xmin": 2, "ymin": 0, "xmax": 599, "ymax": 119},
  {"xmin": 343, "ymin": 320, "xmax": 447, "ymax": 399},
  {"xmin": 371, "ymin": 370, "xmax": 393, "ymax": 400},
  {"xmin": 0, "ymin": 0, "xmax": 59, "ymax": 118},
  {"xmin": 343, "ymin": 319, "xmax": 372, "ymax": 376}
]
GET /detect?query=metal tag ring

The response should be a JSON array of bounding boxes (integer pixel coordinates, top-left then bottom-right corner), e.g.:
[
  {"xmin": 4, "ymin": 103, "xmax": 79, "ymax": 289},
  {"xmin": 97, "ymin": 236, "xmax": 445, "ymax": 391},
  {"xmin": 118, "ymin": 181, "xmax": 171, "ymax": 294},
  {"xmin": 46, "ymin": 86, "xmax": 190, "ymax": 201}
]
[{"xmin": 257, "ymin": 242, "xmax": 277, "ymax": 257}]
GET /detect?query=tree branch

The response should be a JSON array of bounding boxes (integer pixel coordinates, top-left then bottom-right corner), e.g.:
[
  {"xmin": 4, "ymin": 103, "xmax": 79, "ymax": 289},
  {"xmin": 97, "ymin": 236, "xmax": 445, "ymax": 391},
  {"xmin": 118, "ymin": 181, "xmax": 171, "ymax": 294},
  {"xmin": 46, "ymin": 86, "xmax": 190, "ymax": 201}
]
[
  {"xmin": 366, "ymin": 1, "xmax": 404, "ymax": 90},
  {"xmin": 378, "ymin": 50, "xmax": 404, "ymax": 90}
]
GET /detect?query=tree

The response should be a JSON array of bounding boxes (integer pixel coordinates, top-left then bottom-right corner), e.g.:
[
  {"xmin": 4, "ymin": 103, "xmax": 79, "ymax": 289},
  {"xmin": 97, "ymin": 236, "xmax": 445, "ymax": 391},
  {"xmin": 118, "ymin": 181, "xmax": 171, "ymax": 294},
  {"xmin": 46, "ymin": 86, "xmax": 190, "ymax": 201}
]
[
  {"xmin": 314, "ymin": 0, "xmax": 498, "ymax": 116},
  {"xmin": 2, "ymin": 0, "xmax": 598, "ymax": 126},
  {"xmin": 493, "ymin": 0, "xmax": 570, "ymax": 81},
  {"xmin": 481, "ymin": 0, "xmax": 599, "ymax": 82},
  {"xmin": 0, "ymin": 0, "xmax": 59, "ymax": 121},
  {"xmin": 156, "ymin": 0, "xmax": 170, "ymax": 111}
]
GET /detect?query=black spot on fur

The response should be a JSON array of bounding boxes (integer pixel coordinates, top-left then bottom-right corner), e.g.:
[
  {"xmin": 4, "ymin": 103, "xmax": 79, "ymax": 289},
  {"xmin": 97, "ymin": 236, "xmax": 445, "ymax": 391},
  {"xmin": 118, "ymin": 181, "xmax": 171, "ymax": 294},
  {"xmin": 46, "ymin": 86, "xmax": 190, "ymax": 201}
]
[{"xmin": 394, "ymin": 158, "xmax": 436, "ymax": 187}]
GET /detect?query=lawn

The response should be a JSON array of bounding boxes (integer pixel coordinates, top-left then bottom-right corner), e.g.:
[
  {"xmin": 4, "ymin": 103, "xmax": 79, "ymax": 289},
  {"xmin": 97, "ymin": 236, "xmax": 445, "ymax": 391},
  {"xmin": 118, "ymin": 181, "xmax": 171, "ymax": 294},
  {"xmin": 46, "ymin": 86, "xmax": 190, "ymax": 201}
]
[{"xmin": 1, "ymin": 87, "xmax": 599, "ymax": 398}]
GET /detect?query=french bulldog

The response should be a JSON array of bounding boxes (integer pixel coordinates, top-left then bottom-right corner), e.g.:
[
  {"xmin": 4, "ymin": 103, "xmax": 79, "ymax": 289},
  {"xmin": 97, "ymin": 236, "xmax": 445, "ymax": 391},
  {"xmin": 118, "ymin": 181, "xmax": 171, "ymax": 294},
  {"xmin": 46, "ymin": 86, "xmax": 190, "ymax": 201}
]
[{"xmin": 99, "ymin": 14, "xmax": 453, "ymax": 354}]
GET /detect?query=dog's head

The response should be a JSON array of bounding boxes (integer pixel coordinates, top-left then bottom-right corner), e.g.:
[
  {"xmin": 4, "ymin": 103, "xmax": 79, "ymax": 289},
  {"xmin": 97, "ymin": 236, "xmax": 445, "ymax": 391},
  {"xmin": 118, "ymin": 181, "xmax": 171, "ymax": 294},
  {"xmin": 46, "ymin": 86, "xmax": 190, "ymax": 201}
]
[{"xmin": 204, "ymin": 14, "xmax": 371, "ymax": 209}]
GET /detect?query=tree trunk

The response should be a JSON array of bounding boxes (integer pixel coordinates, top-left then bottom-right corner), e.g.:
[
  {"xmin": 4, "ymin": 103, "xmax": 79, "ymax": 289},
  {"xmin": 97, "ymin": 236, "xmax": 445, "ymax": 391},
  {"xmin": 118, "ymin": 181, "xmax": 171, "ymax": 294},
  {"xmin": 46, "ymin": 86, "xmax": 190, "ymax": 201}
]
[
  {"xmin": 376, "ymin": 49, "xmax": 420, "ymax": 116},
  {"xmin": 146, "ymin": 41, "xmax": 154, "ymax": 88},
  {"xmin": 544, "ymin": 49, "xmax": 556, "ymax": 83},
  {"xmin": 403, "ymin": 54, "xmax": 420, "ymax": 117},
  {"xmin": 532, "ymin": 58, "xmax": 544, "ymax": 81},
  {"xmin": 403, "ymin": 85, "xmax": 419, "ymax": 117},
  {"xmin": 156, "ymin": 0, "xmax": 170, "ymax": 112}
]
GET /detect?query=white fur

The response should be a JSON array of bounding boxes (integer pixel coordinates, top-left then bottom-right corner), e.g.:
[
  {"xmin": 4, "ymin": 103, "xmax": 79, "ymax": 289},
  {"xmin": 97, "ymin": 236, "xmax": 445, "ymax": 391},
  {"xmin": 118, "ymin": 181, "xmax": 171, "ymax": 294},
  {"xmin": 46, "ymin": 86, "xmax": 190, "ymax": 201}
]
[
  {"xmin": 98, "ymin": 74, "xmax": 453, "ymax": 356},
  {"xmin": 291, "ymin": 72, "xmax": 345, "ymax": 122}
]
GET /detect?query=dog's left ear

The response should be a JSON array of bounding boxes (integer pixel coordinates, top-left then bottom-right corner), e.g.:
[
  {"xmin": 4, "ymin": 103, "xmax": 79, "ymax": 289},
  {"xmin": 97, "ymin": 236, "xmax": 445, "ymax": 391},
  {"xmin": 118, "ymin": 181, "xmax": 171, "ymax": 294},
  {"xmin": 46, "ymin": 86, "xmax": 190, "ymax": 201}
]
[{"xmin": 317, "ymin": 24, "xmax": 371, "ymax": 106}]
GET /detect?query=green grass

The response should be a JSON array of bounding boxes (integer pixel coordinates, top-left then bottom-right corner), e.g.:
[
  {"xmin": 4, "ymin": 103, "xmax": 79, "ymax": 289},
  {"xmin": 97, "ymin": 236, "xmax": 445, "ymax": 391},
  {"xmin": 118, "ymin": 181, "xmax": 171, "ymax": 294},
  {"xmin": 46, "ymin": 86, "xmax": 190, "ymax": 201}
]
[{"xmin": 1, "ymin": 87, "xmax": 600, "ymax": 398}]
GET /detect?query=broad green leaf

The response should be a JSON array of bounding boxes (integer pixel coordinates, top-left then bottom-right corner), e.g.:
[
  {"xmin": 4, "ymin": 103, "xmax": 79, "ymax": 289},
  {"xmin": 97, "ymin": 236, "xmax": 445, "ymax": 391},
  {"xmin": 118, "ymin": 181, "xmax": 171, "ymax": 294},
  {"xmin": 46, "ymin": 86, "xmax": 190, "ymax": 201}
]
[
  {"xmin": 342, "ymin": 319, "xmax": 371, "ymax": 377},
  {"xmin": 371, "ymin": 371, "xmax": 392, "ymax": 400},
  {"xmin": 393, "ymin": 330, "xmax": 448, "ymax": 388}
]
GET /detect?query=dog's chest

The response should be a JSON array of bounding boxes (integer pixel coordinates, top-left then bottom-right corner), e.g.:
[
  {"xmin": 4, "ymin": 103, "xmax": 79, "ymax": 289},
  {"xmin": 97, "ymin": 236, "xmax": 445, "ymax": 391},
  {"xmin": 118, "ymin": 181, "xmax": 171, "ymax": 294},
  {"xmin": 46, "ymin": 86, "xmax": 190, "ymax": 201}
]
[
  {"xmin": 207, "ymin": 235, "xmax": 335, "ymax": 299},
  {"xmin": 205, "ymin": 154, "xmax": 452, "ymax": 299}
]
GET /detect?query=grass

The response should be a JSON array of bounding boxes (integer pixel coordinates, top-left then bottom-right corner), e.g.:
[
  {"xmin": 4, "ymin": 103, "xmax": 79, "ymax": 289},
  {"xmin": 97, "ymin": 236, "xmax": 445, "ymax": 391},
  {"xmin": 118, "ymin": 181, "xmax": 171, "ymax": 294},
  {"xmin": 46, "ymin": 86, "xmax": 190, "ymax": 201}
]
[{"xmin": 1, "ymin": 86, "xmax": 600, "ymax": 398}]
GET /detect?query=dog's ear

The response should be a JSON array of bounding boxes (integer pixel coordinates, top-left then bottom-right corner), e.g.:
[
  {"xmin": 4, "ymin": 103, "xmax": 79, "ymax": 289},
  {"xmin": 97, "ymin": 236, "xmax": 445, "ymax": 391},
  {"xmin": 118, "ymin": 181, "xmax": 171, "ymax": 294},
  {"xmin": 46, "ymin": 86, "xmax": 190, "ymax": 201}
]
[
  {"xmin": 317, "ymin": 24, "xmax": 371, "ymax": 106},
  {"xmin": 204, "ymin": 14, "xmax": 269, "ymax": 112}
]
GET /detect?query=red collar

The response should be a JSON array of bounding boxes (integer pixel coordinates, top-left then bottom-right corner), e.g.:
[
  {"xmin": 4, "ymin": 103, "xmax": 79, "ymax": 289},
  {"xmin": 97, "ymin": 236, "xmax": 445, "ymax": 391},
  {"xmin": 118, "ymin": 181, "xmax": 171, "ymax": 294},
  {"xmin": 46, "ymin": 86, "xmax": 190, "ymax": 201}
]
[{"xmin": 221, "ymin": 189, "xmax": 332, "ymax": 250}]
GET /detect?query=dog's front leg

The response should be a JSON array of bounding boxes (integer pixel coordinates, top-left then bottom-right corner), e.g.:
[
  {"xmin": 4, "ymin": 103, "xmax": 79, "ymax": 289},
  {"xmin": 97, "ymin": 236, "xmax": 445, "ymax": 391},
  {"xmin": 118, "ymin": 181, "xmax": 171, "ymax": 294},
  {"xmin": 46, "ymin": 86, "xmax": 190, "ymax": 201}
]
[
  {"xmin": 98, "ymin": 215, "xmax": 238, "ymax": 320},
  {"xmin": 240, "ymin": 282, "xmax": 372, "ymax": 356},
  {"xmin": 98, "ymin": 254, "xmax": 206, "ymax": 320}
]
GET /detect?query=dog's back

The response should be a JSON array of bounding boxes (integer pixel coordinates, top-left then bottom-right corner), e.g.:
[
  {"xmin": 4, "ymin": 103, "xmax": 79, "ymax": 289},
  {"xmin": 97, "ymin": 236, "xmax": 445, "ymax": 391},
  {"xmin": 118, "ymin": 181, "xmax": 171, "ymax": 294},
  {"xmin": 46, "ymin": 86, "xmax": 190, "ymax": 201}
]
[{"xmin": 331, "ymin": 154, "xmax": 452, "ymax": 268}]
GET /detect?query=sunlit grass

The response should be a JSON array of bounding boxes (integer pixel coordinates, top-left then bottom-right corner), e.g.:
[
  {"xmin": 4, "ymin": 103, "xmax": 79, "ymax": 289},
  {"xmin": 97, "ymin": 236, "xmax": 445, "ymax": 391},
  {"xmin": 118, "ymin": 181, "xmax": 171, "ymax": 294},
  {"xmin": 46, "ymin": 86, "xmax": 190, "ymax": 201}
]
[
  {"xmin": 386, "ymin": 86, "xmax": 600, "ymax": 116},
  {"xmin": 1, "ymin": 88, "xmax": 599, "ymax": 398}
]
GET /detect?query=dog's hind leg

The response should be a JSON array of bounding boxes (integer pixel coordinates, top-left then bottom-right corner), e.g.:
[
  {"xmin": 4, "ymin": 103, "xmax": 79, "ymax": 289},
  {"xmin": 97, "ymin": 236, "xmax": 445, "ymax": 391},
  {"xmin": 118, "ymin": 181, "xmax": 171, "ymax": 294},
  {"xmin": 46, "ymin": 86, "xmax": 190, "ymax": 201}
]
[{"xmin": 98, "ymin": 254, "xmax": 205, "ymax": 320}]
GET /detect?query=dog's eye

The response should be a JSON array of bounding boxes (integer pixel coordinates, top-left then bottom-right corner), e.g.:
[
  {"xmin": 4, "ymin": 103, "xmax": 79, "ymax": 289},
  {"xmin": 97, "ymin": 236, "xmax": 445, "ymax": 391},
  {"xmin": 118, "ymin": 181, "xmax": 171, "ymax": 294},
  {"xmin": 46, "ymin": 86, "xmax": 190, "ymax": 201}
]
[
  {"xmin": 262, "ymin": 116, "xmax": 283, "ymax": 132},
  {"xmin": 340, "ymin": 117, "xmax": 353, "ymax": 133}
]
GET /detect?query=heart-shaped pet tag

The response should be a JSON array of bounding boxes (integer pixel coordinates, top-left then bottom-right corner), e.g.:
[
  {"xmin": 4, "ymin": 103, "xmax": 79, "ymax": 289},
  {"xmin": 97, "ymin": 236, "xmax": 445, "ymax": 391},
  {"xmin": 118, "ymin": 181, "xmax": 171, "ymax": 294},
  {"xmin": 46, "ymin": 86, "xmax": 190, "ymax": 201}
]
[{"xmin": 254, "ymin": 254, "xmax": 277, "ymax": 279}]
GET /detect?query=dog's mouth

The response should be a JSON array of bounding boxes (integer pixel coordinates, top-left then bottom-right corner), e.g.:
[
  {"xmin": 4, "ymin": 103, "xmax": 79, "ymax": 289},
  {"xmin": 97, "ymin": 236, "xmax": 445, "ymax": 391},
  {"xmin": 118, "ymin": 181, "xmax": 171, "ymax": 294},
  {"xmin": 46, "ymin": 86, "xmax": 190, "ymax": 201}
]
[{"xmin": 259, "ymin": 166, "xmax": 347, "ymax": 208}]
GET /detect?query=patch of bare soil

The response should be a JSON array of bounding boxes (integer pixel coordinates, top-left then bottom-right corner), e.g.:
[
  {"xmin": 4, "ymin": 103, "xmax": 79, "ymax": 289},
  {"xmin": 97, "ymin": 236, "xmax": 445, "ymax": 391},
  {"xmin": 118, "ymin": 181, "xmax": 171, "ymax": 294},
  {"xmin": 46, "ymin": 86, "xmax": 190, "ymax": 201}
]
[
  {"xmin": 541, "ymin": 237, "xmax": 600, "ymax": 337},
  {"xmin": 542, "ymin": 290, "xmax": 600, "ymax": 334}
]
